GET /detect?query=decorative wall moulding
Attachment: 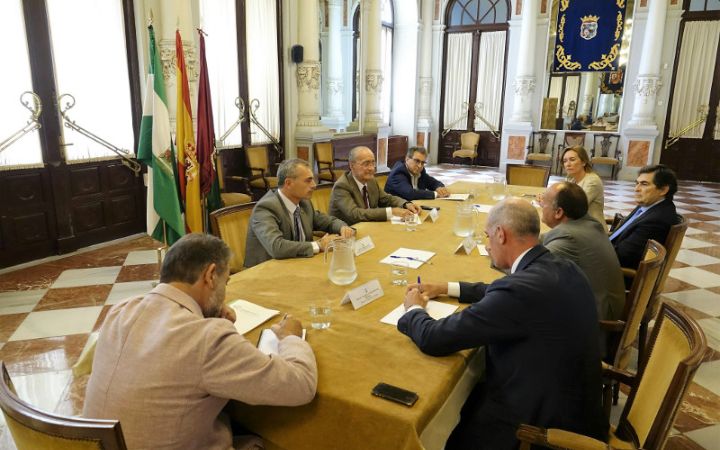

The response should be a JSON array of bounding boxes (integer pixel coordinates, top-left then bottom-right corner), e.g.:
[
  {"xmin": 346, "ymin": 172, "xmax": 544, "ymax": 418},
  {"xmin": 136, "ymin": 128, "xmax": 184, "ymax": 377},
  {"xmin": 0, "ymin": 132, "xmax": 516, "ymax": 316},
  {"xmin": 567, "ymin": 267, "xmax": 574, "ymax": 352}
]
[
  {"xmin": 365, "ymin": 70, "xmax": 384, "ymax": 94},
  {"xmin": 296, "ymin": 61, "xmax": 321, "ymax": 92},
  {"xmin": 159, "ymin": 40, "xmax": 198, "ymax": 83},
  {"xmin": 327, "ymin": 80, "xmax": 344, "ymax": 95},
  {"xmin": 633, "ymin": 76, "xmax": 662, "ymax": 97},
  {"xmin": 513, "ymin": 76, "xmax": 536, "ymax": 96}
]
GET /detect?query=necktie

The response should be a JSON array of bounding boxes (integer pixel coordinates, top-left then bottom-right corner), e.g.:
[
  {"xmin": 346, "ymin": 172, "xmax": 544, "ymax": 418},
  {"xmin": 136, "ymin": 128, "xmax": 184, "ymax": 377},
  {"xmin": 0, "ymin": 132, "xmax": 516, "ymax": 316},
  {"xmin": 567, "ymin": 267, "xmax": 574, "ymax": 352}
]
[
  {"xmin": 293, "ymin": 207, "xmax": 304, "ymax": 241},
  {"xmin": 362, "ymin": 185, "xmax": 370, "ymax": 208},
  {"xmin": 609, "ymin": 207, "xmax": 646, "ymax": 241}
]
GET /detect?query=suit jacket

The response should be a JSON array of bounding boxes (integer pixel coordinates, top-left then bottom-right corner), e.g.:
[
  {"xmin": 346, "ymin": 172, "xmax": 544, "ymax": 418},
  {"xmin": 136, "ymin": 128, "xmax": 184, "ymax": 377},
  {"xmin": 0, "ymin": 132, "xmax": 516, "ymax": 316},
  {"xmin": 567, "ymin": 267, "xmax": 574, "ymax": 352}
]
[
  {"xmin": 574, "ymin": 172, "xmax": 605, "ymax": 226},
  {"xmin": 611, "ymin": 198, "xmax": 677, "ymax": 269},
  {"xmin": 83, "ymin": 284, "xmax": 317, "ymax": 450},
  {"xmin": 245, "ymin": 190, "xmax": 348, "ymax": 268},
  {"xmin": 328, "ymin": 171, "xmax": 407, "ymax": 225},
  {"xmin": 541, "ymin": 215, "xmax": 626, "ymax": 321},
  {"xmin": 398, "ymin": 246, "xmax": 607, "ymax": 450},
  {"xmin": 384, "ymin": 161, "xmax": 444, "ymax": 200}
]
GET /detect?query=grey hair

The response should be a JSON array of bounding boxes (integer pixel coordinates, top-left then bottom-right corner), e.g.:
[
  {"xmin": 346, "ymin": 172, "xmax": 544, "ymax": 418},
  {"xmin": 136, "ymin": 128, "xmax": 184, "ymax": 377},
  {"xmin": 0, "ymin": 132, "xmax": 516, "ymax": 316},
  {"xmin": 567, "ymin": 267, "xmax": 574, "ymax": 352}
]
[
  {"xmin": 349, "ymin": 146, "xmax": 373, "ymax": 163},
  {"xmin": 406, "ymin": 146, "xmax": 428, "ymax": 159},
  {"xmin": 160, "ymin": 233, "xmax": 231, "ymax": 284},
  {"xmin": 277, "ymin": 158, "xmax": 311, "ymax": 185},
  {"xmin": 487, "ymin": 198, "xmax": 540, "ymax": 238}
]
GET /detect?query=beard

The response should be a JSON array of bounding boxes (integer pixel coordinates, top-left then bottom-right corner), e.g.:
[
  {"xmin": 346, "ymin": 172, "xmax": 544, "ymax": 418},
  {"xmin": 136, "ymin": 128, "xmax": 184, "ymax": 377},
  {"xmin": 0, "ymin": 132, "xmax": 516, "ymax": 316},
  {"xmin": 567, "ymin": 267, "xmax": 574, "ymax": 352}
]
[{"xmin": 202, "ymin": 289, "xmax": 225, "ymax": 318}]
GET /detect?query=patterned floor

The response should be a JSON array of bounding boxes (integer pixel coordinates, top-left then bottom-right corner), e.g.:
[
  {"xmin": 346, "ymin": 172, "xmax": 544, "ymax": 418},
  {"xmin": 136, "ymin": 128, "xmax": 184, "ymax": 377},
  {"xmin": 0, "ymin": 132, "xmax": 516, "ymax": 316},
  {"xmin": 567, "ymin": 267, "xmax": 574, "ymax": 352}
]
[{"xmin": 0, "ymin": 164, "xmax": 717, "ymax": 449}]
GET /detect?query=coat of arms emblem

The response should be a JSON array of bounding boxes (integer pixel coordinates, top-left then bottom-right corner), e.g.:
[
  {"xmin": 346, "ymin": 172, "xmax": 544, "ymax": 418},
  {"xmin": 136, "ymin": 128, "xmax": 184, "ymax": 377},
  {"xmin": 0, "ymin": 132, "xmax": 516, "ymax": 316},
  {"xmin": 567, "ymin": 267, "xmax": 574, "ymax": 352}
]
[{"xmin": 580, "ymin": 15, "xmax": 599, "ymax": 40}]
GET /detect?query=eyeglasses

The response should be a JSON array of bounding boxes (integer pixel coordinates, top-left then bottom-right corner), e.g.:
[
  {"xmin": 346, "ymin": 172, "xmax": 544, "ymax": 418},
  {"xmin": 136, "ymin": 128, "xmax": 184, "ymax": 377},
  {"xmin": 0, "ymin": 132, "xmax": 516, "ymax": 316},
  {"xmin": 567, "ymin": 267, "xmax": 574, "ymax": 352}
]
[{"xmin": 410, "ymin": 158, "xmax": 427, "ymax": 166}]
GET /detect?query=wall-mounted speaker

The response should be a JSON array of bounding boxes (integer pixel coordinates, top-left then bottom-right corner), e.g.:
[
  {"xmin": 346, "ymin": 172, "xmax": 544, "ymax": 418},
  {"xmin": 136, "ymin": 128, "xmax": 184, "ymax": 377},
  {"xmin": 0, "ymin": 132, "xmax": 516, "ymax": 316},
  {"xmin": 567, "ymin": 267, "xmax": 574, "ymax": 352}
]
[{"xmin": 291, "ymin": 45, "xmax": 304, "ymax": 63}]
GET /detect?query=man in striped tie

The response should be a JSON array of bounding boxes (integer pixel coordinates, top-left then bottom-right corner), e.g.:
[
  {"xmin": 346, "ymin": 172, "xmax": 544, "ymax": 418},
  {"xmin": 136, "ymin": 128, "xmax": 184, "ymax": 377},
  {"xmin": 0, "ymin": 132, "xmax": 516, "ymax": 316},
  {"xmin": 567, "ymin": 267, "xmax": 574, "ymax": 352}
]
[
  {"xmin": 610, "ymin": 164, "xmax": 678, "ymax": 269},
  {"xmin": 244, "ymin": 159, "xmax": 354, "ymax": 268}
]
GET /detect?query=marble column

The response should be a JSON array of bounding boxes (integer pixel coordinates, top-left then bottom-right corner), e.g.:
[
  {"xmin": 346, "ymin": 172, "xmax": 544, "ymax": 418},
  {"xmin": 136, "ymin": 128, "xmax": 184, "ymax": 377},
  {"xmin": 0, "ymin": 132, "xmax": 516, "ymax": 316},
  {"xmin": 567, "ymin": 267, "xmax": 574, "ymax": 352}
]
[
  {"xmin": 416, "ymin": 0, "xmax": 434, "ymax": 151},
  {"xmin": 627, "ymin": 1, "xmax": 667, "ymax": 128},
  {"xmin": 363, "ymin": 0, "xmax": 384, "ymax": 132},
  {"xmin": 324, "ymin": 0, "xmax": 345, "ymax": 130},
  {"xmin": 581, "ymin": 72, "xmax": 599, "ymax": 117},
  {"xmin": 510, "ymin": 0, "xmax": 539, "ymax": 124},
  {"xmin": 296, "ymin": 0, "xmax": 323, "ymax": 130}
]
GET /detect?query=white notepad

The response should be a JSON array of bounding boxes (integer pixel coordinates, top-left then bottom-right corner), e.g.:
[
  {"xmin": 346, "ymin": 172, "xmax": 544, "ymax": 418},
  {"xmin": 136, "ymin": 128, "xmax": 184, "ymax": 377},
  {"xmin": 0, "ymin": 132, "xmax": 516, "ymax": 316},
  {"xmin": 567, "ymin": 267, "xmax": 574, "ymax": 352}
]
[
  {"xmin": 380, "ymin": 301, "xmax": 458, "ymax": 326},
  {"xmin": 257, "ymin": 328, "xmax": 307, "ymax": 355},
  {"xmin": 380, "ymin": 248, "xmax": 436, "ymax": 269},
  {"xmin": 230, "ymin": 299, "xmax": 279, "ymax": 335},
  {"xmin": 437, "ymin": 193, "xmax": 470, "ymax": 201}
]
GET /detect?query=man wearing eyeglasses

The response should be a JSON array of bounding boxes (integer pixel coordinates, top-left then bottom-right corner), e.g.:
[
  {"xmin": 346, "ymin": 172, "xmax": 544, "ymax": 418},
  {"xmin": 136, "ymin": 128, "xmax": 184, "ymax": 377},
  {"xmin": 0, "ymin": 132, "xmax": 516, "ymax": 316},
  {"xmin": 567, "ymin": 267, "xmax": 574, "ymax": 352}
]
[
  {"xmin": 385, "ymin": 146, "xmax": 450, "ymax": 200},
  {"xmin": 329, "ymin": 146, "xmax": 420, "ymax": 225}
]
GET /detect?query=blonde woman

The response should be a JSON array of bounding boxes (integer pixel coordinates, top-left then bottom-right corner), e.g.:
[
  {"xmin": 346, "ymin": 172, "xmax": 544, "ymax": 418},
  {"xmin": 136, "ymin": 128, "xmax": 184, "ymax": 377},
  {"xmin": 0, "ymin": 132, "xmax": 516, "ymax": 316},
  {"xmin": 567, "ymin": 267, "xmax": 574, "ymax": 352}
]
[{"xmin": 561, "ymin": 146, "xmax": 605, "ymax": 225}]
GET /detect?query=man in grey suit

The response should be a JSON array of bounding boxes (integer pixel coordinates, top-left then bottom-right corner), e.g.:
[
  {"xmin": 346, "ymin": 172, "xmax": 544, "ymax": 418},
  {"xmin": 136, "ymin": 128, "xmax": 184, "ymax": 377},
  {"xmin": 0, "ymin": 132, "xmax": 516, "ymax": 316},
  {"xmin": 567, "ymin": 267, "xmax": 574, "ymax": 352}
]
[
  {"xmin": 245, "ymin": 159, "xmax": 354, "ymax": 268},
  {"xmin": 329, "ymin": 146, "xmax": 420, "ymax": 225},
  {"xmin": 539, "ymin": 181, "xmax": 626, "ymax": 321}
]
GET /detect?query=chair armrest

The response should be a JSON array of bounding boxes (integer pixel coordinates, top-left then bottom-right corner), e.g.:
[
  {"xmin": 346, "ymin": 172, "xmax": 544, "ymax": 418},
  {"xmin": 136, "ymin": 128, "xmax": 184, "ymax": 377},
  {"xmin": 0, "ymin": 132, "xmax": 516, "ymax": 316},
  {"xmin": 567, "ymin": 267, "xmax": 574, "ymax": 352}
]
[
  {"xmin": 248, "ymin": 167, "xmax": 265, "ymax": 177},
  {"xmin": 225, "ymin": 176, "xmax": 251, "ymax": 195},
  {"xmin": 601, "ymin": 364, "xmax": 636, "ymax": 386},
  {"xmin": 599, "ymin": 320, "xmax": 626, "ymax": 333},
  {"xmin": 516, "ymin": 425, "xmax": 609, "ymax": 450},
  {"xmin": 317, "ymin": 161, "xmax": 333, "ymax": 170},
  {"xmin": 621, "ymin": 267, "xmax": 637, "ymax": 279}
]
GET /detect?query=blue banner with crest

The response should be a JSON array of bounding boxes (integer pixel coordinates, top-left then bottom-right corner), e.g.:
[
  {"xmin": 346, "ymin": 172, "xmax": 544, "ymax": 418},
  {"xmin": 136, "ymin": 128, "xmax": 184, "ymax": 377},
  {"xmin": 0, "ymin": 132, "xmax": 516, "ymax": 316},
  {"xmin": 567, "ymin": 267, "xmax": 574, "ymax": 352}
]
[{"xmin": 553, "ymin": 0, "xmax": 627, "ymax": 72}]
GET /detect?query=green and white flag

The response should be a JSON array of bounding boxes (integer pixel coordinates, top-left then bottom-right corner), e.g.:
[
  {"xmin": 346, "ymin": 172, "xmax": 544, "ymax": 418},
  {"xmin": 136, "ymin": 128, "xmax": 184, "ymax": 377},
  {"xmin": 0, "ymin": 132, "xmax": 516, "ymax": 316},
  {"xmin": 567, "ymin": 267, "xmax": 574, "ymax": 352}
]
[{"xmin": 137, "ymin": 25, "xmax": 185, "ymax": 245}]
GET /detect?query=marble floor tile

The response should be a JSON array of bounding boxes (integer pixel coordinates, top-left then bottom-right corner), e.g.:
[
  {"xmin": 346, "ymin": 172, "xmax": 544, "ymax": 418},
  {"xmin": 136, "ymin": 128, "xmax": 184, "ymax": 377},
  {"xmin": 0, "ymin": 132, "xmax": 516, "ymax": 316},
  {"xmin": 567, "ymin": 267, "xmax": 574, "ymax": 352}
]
[
  {"xmin": 0, "ymin": 265, "xmax": 65, "ymax": 293},
  {"xmin": 124, "ymin": 249, "xmax": 161, "ymax": 266},
  {"xmin": 664, "ymin": 276, "xmax": 702, "ymax": 293},
  {"xmin": 34, "ymin": 285, "xmax": 112, "ymax": 311},
  {"xmin": 0, "ymin": 369, "xmax": 73, "ymax": 422},
  {"xmin": 694, "ymin": 234, "xmax": 720, "ymax": 246},
  {"xmin": 51, "ymin": 267, "xmax": 121, "ymax": 289},
  {"xmin": 693, "ymin": 359, "xmax": 720, "ymax": 397},
  {"xmin": 695, "ymin": 246, "xmax": 720, "ymax": 259},
  {"xmin": 665, "ymin": 434, "xmax": 710, "ymax": 450},
  {"xmin": 669, "ymin": 268, "xmax": 720, "ymax": 289},
  {"xmin": 697, "ymin": 318, "xmax": 720, "ymax": 352},
  {"xmin": 115, "ymin": 264, "xmax": 160, "ymax": 283},
  {"xmin": 675, "ymin": 250, "xmax": 720, "ymax": 267},
  {"xmin": 106, "ymin": 280, "xmax": 157, "ymax": 305},
  {"xmin": 54, "ymin": 373, "xmax": 89, "ymax": 417},
  {"xmin": 685, "ymin": 424, "xmax": 720, "ymax": 450},
  {"xmin": 663, "ymin": 299, "xmax": 714, "ymax": 322},
  {"xmin": 685, "ymin": 227, "xmax": 709, "ymax": 236},
  {"xmin": 663, "ymin": 290, "xmax": 720, "ymax": 317},
  {"xmin": 9, "ymin": 306, "xmax": 103, "ymax": 341},
  {"xmin": 0, "ymin": 290, "xmax": 46, "ymax": 315},
  {"xmin": 0, "ymin": 334, "xmax": 88, "ymax": 376},
  {"xmin": 0, "ymin": 314, "xmax": 29, "ymax": 342},
  {"xmin": 681, "ymin": 237, "xmax": 716, "ymax": 250},
  {"xmin": 93, "ymin": 305, "xmax": 113, "ymax": 331},
  {"xmin": 674, "ymin": 383, "xmax": 720, "ymax": 433}
]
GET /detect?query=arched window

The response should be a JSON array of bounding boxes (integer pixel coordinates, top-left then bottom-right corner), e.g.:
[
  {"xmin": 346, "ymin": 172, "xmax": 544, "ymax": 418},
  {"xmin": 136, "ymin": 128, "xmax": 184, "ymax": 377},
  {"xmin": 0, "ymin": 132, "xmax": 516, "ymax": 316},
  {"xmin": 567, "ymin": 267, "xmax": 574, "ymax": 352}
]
[
  {"xmin": 381, "ymin": 0, "xmax": 394, "ymax": 125},
  {"xmin": 439, "ymin": 0, "xmax": 509, "ymax": 166}
]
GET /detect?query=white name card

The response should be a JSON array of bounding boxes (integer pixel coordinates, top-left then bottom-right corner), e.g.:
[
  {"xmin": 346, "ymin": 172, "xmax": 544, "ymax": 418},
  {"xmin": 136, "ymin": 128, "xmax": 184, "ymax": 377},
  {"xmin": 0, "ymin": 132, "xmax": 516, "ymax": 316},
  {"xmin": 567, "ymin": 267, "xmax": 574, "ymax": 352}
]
[
  {"xmin": 340, "ymin": 279, "xmax": 384, "ymax": 310},
  {"xmin": 353, "ymin": 235, "xmax": 375, "ymax": 256},
  {"xmin": 453, "ymin": 238, "xmax": 489, "ymax": 256},
  {"xmin": 428, "ymin": 208, "xmax": 439, "ymax": 222}
]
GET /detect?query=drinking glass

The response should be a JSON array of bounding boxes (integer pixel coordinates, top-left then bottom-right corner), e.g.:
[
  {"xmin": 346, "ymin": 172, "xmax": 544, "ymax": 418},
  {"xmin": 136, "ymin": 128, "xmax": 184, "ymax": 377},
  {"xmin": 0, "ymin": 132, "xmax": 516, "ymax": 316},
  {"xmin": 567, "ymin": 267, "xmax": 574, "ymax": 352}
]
[{"xmin": 309, "ymin": 300, "xmax": 332, "ymax": 329}]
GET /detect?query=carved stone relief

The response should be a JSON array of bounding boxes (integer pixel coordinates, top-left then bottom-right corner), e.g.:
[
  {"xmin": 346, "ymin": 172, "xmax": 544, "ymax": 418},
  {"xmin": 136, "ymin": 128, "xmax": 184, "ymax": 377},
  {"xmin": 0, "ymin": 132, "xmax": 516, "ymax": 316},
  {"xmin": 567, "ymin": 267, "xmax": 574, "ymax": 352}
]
[
  {"xmin": 296, "ymin": 61, "xmax": 321, "ymax": 92},
  {"xmin": 365, "ymin": 69, "xmax": 384, "ymax": 94},
  {"xmin": 513, "ymin": 76, "xmax": 536, "ymax": 96}
]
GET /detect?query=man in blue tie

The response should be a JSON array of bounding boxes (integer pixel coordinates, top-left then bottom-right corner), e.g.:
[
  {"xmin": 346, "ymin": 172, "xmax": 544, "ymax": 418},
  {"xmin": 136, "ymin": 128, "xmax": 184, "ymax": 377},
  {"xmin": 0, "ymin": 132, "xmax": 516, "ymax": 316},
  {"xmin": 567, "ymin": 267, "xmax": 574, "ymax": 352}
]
[
  {"xmin": 244, "ymin": 159, "xmax": 354, "ymax": 268},
  {"xmin": 610, "ymin": 164, "xmax": 678, "ymax": 269}
]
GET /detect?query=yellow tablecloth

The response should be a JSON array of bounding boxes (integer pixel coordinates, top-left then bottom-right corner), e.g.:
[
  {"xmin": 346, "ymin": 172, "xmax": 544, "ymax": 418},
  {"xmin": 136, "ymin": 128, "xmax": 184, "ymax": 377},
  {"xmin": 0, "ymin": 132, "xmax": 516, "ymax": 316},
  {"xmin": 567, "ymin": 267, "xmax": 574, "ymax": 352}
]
[{"xmin": 225, "ymin": 183, "xmax": 544, "ymax": 450}]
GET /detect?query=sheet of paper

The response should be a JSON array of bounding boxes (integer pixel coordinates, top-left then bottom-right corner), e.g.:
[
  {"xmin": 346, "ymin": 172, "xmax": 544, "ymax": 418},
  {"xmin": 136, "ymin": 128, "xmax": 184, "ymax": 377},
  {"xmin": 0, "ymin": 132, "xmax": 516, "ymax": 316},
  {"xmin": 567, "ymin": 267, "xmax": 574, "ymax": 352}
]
[
  {"xmin": 257, "ymin": 328, "xmax": 307, "ymax": 355},
  {"xmin": 230, "ymin": 299, "xmax": 280, "ymax": 335},
  {"xmin": 437, "ymin": 193, "xmax": 470, "ymax": 201},
  {"xmin": 379, "ymin": 248, "xmax": 436, "ymax": 269},
  {"xmin": 380, "ymin": 301, "xmax": 459, "ymax": 326},
  {"xmin": 473, "ymin": 204, "xmax": 493, "ymax": 213}
]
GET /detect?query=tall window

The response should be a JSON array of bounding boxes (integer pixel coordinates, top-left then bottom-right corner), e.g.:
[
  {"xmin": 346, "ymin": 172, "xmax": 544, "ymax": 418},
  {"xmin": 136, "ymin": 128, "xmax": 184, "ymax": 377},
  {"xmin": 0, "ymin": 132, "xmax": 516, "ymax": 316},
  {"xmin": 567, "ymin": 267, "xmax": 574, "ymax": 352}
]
[
  {"xmin": 0, "ymin": 0, "xmax": 42, "ymax": 168},
  {"xmin": 442, "ymin": 0, "xmax": 509, "ymax": 133},
  {"xmin": 47, "ymin": 0, "xmax": 134, "ymax": 162},
  {"xmin": 380, "ymin": 0, "xmax": 394, "ymax": 125}
]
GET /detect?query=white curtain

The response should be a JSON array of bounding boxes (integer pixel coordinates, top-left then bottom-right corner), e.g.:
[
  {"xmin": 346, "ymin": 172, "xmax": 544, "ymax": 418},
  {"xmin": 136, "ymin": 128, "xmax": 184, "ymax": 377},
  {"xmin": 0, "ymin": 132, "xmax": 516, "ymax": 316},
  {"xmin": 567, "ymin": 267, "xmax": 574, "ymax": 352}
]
[
  {"xmin": 443, "ymin": 33, "xmax": 473, "ymax": 130},
  {"xmin": 563, "ymin": 75, "xmax": 580, "ymax": 117},
  {"xmin": 669, "ymin": 20, "xmax": 720, "ymax": 139},
  {"xmin": 474, "ymin": 31, "xmax": 506, "ymax": 131},
  {"xmin": 246, "ymin": 0, "xmax": 280, "ymax": 144},
  {"xmin": 47, "ymin": 0, "xmax": 134, "ymax": 163},
  {"xmin": 547, "ymin": 77, "xmax": 563, "ymax": 117},
  {"xmin": 381, "ymin": 26, "xmax": 393, "ymax": 125},
  {"xmin": 200, "ymin": 0, "xmax": 242, "ymax": 147},
  {"xmin": 0, "ymin": 0, "xmax": 43, "ymax": 169}
]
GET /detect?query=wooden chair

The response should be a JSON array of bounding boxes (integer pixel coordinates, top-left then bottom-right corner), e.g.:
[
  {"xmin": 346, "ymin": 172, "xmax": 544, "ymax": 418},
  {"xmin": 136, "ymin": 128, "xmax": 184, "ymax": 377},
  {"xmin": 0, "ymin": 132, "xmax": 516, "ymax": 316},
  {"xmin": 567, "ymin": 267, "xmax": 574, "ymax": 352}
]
[
  {"xmin": 452, "ymin": 132, "xmax": 480, "ymax": 165},
  {"xmin": 601, "ymin": 240, "xmax": 666, "ymax": 412},
  {"xmin": 376, "ymin": 172, "xmax": 390, "ymax": 191},
  {"xmin": 622, "ymin": 215, "xmax": 689, "ymax": 363},
  {"xmin": 591, "ymin": 133, "xmax": 621, "ymax": 180},
  {"xmin": 216, "ymin": 151, "xmax": 252, "ymax": 207},
  {"xmin": 0, "ymin": 362, "xmax": 127, "ymax": 450},
  {"xmin": 517, "ymin": 302, "xmax": 706, "ymax": 450},
  {"xmin": 209, "ymin": 202, "xmax": 256, "ymax": 273},
  {"xmin": 525, "ymin": 131, "xmax": 557, "ymax": 173},
  {"xmin": 310, "ymin": 183, "xmax": 333, "ymax": 215},
  {"xmin": 506, "ymin": 164, "xmax": 550, "ymax": 187},
  {"xmin": 245, "ymin": 145, "xmax": 278, "ymax": 195},
  {"xmin": 314, "ymin": 142, "xmax": 345, "ymax": 184}
]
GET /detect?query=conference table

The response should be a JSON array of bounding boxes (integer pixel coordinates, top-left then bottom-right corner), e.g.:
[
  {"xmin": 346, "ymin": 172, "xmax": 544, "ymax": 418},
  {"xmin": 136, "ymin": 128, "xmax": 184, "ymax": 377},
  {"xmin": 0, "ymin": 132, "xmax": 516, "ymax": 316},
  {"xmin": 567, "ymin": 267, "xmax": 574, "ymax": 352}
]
[{"xmin": 225, "ymin": 182, "xmax": 544, "ymax": 450}]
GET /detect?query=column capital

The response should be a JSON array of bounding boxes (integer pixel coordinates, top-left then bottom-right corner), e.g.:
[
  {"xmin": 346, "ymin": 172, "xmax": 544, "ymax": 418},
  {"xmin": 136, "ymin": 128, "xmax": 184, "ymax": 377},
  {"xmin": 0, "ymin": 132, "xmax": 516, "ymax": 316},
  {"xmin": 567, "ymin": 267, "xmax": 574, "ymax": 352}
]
[{"xmin": 633, "ymin": 75, "xmax": 663, "ymax": 98}]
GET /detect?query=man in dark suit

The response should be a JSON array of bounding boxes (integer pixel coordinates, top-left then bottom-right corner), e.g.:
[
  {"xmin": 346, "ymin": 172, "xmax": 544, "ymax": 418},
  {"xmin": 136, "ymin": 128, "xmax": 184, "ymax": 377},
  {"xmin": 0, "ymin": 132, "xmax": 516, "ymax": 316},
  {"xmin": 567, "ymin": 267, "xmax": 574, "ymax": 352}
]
[
  {"xmin": 400, "ymin": 198, "xmax": 607, "ymax": 450},
  {"xmin": 244, "ymin": 159, "xmax": 354, "ymax": 268},
  {"xmin": 329, "ymin": 146, "xmax": 420, "ymax": 225},
  {"xmin": 610, "ymin": 164, "xmax": 678, "ymax": 269},
  {"xmin": 384, "ymin": 146, "xmax": 450, "ymax": 200}
]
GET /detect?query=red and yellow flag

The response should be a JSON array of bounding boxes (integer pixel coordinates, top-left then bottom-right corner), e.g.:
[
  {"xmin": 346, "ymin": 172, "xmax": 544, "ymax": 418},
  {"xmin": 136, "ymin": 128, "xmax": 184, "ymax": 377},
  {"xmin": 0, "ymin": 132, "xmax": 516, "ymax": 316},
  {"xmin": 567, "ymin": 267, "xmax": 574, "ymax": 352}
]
[{"xmin": 175, "ymin": 30, "xmax": 202, "ymax": 232}]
